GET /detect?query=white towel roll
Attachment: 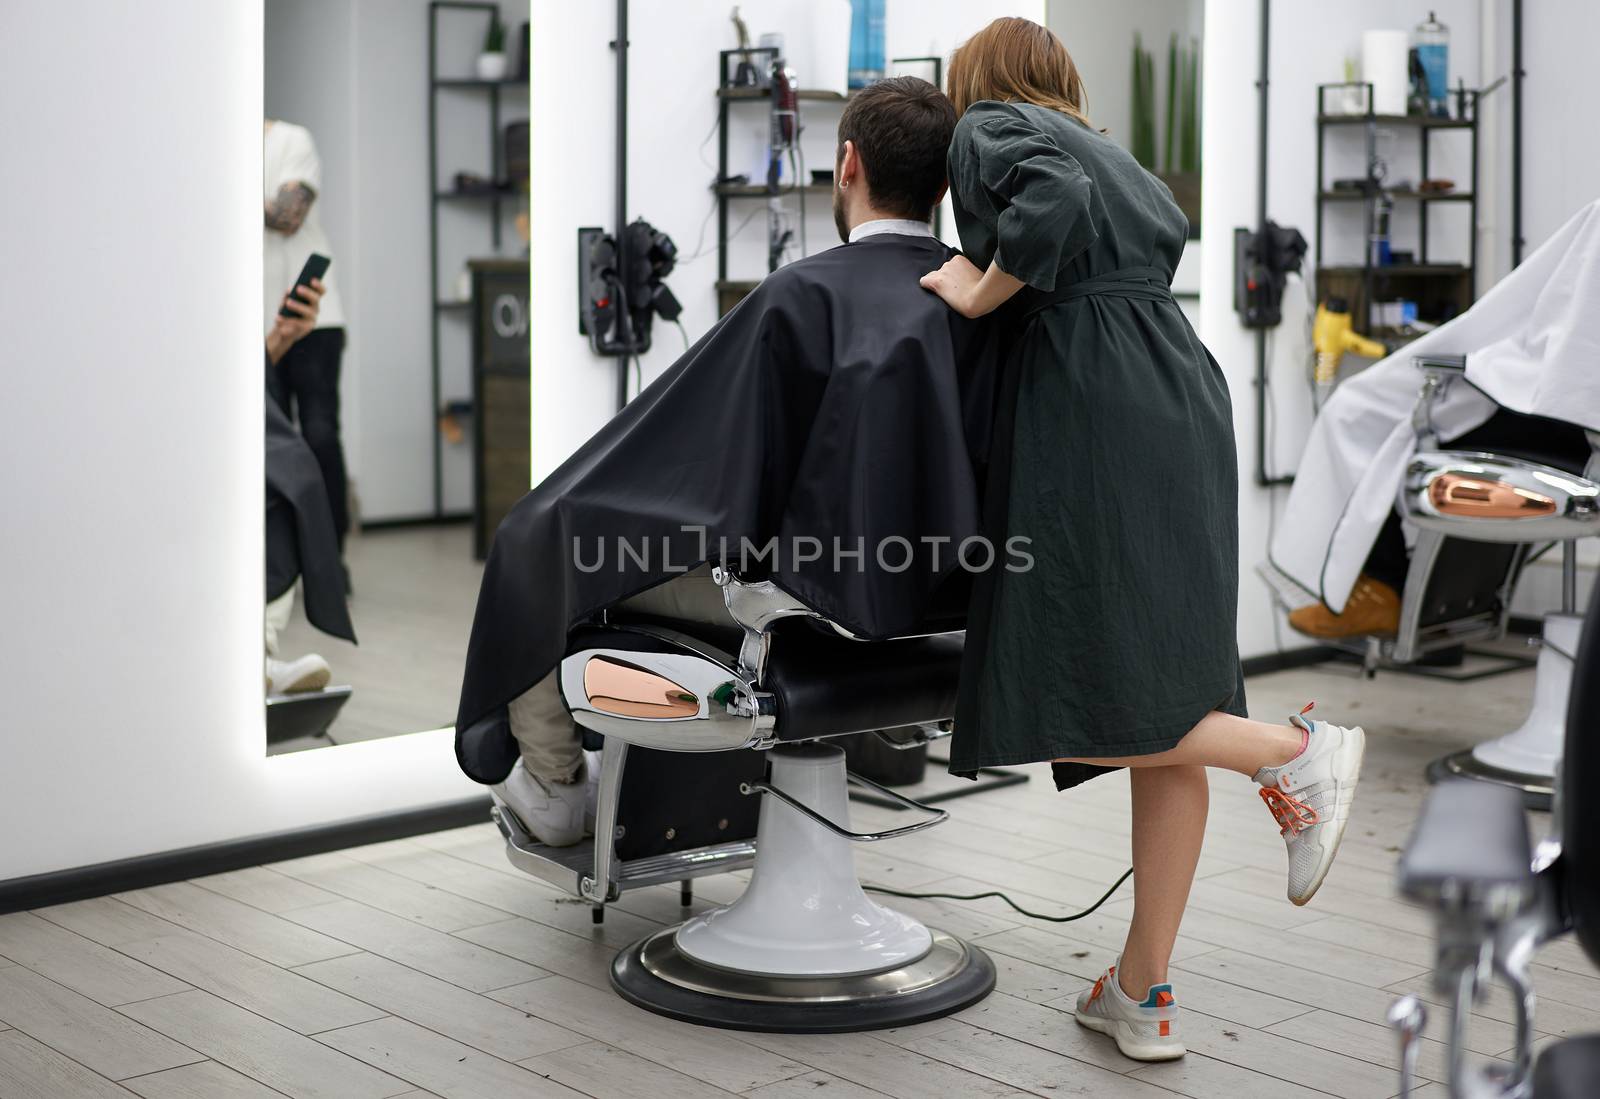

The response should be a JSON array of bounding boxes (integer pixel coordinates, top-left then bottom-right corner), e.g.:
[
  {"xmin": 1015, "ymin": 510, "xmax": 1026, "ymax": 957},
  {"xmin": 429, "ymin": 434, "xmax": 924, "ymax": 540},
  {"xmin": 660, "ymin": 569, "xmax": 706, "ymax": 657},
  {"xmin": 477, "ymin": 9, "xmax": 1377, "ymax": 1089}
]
[
  {"xmin": 809, "ymin": 0, "xmax": 852, "ymax": 97},
  {"xmin": 1362, "ymin": 29, "xmax": 1409, "ymax": 116}
]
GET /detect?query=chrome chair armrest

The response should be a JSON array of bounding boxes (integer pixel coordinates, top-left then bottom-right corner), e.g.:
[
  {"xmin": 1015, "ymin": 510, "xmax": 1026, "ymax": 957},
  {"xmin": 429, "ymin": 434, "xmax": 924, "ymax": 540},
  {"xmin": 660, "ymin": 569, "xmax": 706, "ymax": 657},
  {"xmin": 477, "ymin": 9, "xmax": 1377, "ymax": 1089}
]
[
  {"xmin": 711, "ymin": 567, "xmax": 966, "ymax": 685},
  {"xmin": 1397, "ymin": 779, "xmax": 1564, "ymax": 1097},
  {"xmin": 1400, "ymin": 779, "xmax": 1535, "ymax": 913},
  {"xmin": 712, "ymin": 567, "xmax": 820, "ymax": 683},
  {"xmin": 560, "ymin": 623, "xmax": 776, "ymax": 752},
  {"xmin": 1402, "ymin": 450, "xmax": 1600, "ymax": 542},
  {"xmin": 1411, "ymin": 353, "xmax": 1467, "ymax": 448}
]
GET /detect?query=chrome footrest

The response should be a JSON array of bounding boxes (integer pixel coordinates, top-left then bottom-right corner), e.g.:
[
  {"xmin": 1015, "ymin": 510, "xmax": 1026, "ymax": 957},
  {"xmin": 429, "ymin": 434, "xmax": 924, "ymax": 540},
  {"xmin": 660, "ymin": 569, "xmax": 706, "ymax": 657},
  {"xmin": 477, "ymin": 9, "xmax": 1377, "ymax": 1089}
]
[{"xmin": 491, "ymin": 799, "xmax": 757, "ymax": 901}]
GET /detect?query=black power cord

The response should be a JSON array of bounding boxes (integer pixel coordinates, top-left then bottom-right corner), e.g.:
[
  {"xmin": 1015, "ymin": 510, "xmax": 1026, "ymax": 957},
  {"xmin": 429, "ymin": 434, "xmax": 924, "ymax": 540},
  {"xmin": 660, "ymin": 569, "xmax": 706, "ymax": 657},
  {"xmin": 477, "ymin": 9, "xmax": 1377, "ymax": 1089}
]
[{"xmin": 864, "ymin": 866, "xmax": 1133, "ymax": 924}]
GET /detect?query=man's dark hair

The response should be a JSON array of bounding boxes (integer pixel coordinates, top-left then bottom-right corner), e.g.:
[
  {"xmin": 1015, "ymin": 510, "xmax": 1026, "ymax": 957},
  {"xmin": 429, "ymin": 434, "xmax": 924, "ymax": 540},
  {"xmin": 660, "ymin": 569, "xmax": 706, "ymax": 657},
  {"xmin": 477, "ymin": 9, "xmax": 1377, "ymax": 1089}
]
[{"xmin": 836, "ymin": 77, "xmax": 956, "ymax": 222}]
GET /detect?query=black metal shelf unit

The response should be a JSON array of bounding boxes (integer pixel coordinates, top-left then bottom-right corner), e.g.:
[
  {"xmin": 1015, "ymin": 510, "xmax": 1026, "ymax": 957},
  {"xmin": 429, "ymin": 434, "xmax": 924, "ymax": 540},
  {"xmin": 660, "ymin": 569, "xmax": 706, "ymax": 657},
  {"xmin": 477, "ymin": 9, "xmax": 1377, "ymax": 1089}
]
[
  {"xmin": 1313, "ymin": 82, "xmax": 1480, "ymax": 340},
  {"xmin": 712, "ymin": 55, "xmax": 943, "ymax": 317},
  {"xmin": 426, "ymin": 1, "xmax": 527, "ymax": 517}
]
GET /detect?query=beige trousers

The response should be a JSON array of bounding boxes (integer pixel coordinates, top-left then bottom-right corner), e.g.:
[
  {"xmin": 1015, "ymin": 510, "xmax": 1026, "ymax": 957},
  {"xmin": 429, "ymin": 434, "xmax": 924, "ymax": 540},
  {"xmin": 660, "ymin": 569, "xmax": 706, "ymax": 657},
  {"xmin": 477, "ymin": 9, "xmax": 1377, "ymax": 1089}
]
[
  {"xmin": 508, "ymin": 566, "xmax": 728, "ymax": 781},
  {"xmin": 265, "ymin": 587, "xmax": 296, "ymax": 657}
]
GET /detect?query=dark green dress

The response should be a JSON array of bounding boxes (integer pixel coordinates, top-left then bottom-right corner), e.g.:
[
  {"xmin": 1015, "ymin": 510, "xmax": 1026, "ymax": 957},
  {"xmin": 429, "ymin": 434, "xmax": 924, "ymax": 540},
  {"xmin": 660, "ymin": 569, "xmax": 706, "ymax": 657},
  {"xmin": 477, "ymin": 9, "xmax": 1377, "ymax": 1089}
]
[{"xmin": 945, "ymin": 100, "xmax": 1246, "ymax": 791}]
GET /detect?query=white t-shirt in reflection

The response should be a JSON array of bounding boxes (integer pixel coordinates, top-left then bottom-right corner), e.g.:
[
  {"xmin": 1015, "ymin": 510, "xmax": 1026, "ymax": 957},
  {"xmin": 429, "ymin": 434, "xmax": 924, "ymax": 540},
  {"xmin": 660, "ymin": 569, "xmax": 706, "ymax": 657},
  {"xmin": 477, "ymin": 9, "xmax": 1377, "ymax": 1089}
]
[{"xmin": 264, "ymin": 120, "xmax": 345, "ymax": 334}]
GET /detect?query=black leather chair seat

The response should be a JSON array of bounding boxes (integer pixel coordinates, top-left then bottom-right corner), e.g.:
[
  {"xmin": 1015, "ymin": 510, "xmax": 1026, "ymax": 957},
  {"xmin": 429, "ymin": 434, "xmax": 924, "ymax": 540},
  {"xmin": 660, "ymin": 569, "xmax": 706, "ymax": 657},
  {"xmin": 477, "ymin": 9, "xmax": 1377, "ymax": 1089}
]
[
  {"xmin": 571, "ymin": 612, "xmax": 966, "ymax": 744},
  {"xmin": 1536, "ymin": 1035, "xmax": 1600, "ymax": 1099},
  {"xmin": 763, "ymin": 621, "xmax": 964, "ymax": 742},
  {"xmin": 1446, "ymin": 408, "xmax": 1593, "ymax": 476}
]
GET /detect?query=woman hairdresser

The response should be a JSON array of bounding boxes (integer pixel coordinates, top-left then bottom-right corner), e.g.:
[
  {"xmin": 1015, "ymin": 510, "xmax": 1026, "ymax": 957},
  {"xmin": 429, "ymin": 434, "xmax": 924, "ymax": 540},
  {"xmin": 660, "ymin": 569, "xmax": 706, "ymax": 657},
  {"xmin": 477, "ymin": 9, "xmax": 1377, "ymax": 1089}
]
[{"xmin": 920, "ymin": 17, "xmax": 1367, "ymax": 1063}]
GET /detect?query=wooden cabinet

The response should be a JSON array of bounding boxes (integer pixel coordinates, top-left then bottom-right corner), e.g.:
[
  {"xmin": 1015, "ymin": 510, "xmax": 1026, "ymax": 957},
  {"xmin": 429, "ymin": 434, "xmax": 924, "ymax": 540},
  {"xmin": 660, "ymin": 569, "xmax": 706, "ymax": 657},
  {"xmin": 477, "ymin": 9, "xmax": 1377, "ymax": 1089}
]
[{"xmin": 469, "ymin": 258, "xmax": 530, "ymax": 559}]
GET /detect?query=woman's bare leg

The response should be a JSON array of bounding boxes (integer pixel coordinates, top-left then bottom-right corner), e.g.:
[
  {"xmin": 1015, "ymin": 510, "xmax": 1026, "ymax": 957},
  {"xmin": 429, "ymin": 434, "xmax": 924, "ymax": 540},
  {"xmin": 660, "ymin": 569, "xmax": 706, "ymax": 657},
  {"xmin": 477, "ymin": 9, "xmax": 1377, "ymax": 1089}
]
[
  {"xmin": 1063, "ymin": 711, "xmax": 1300, "ymax": 998},
  {"xmin": 1058, "ymin": 710, "xmax": 1301, "ymax": 776},
  {"xmin": 1115, "ymin": 764, "xmax": 1208, "ymax": 997}
]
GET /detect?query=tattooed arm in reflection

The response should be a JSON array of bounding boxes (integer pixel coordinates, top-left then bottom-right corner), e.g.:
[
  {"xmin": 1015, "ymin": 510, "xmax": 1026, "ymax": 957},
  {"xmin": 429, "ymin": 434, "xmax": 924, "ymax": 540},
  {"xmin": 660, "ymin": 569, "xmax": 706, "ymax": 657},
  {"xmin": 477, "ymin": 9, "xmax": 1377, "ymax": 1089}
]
[{"xmin": 264, "ymin": 181, "xmax": 315, "ymax": 235}]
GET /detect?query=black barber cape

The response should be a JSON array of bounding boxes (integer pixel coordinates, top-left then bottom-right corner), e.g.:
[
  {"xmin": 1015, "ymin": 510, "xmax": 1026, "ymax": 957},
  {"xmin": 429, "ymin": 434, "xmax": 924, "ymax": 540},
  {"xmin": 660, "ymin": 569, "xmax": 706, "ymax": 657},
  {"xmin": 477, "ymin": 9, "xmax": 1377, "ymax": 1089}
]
[
  {"xmin": 266, "ymin": 354, "xmax": 355, "ymax": 643},
  {"xmin": 455, "ymin": 232, "xmax": 998, "ymax": 784}
]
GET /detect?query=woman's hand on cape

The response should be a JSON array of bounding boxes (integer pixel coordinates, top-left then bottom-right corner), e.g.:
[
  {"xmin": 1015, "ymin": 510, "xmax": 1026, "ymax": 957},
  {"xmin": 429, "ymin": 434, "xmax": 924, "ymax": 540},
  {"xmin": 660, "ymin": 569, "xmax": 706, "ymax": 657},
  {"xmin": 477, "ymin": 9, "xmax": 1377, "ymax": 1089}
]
[{"xmin": 920, "ymin": 254, "xmax": 1024, "ymax": 319}]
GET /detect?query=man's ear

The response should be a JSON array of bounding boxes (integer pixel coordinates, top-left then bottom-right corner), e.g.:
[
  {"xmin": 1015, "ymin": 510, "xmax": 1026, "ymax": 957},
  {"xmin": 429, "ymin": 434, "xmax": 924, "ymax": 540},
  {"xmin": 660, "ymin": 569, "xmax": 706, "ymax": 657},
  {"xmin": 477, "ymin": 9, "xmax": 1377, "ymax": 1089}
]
[{"xmin": 838, "ymin": 140, "xmax": 858, "ymax": 187}]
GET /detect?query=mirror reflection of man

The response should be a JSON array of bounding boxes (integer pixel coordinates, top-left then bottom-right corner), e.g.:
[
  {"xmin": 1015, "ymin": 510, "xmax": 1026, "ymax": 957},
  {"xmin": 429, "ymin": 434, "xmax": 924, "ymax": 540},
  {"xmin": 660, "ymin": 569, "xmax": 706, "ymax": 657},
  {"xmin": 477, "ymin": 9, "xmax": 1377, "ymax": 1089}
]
[
  {"xmin": 265, "ymin": 277, "xmax": 356, "ymax": 694},
  {"xmin": 264, "ymin": 119, "xmax": 351, "ymax": 566}
]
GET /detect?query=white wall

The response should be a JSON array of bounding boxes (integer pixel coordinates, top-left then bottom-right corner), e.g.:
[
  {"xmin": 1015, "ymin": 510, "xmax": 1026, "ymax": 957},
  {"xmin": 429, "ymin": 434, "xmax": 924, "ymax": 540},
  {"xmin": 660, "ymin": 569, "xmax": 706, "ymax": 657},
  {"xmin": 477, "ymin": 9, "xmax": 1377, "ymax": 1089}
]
[
  {"xmin": 530, "ymin": 0, "xmax": 1043, "ymax": 482},
  {"xmin": 0, "ymin": 0, "xmax": 479, "ymax": 883}
]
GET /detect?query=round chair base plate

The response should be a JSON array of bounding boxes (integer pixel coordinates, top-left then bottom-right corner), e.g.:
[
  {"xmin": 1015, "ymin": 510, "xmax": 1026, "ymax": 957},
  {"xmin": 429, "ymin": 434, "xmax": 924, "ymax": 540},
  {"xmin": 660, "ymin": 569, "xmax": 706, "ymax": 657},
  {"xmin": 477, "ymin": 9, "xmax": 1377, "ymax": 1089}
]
[
  {"xmin": 611, "ymin": 927, "xmax": 996, "ymax": 1033},
  {"xmin": 1426, "ymin": 749, "xmax": 1553, "ymax": 811}
]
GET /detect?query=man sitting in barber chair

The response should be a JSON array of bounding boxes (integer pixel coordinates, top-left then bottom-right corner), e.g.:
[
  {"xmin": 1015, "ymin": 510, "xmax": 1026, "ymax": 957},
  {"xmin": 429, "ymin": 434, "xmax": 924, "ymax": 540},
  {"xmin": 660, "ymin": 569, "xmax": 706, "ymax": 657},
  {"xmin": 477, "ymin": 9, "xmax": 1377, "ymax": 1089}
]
[
  {"xmin": 458, "ymin": 76, "xmax": 997, "ymax": 846},
  {"xmin": 266, "ymin": 277, "xmax": 354, "ymax": 693}
]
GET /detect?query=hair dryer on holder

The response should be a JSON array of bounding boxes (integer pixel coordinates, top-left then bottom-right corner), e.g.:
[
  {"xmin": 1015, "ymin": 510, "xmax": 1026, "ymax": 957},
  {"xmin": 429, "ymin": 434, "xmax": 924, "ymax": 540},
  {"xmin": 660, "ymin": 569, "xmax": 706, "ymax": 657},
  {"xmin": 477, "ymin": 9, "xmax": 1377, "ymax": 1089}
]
[{"xmin": 1313, "ymin": 297, "xmax": 1386, "ymax": 406}]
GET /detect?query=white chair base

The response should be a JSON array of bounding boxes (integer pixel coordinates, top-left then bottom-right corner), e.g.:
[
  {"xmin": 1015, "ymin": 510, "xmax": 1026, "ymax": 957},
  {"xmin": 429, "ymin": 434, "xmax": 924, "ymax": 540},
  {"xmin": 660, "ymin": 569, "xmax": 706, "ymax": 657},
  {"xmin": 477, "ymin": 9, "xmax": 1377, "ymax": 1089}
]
[
  {"xmin": 1426, "ymin": 611, "xmax": 1581, "ymax": 810},
  {"xmin": 1473, "ymin": 612, "xmax": 1582, "ymax": 778},
  {"xmin": 675, "ymin": 744, "xmax": 932, "ymax": 977},
  {"xmin": 609, "ymin": 742, "xmax": 994, "ymax": 1031}
]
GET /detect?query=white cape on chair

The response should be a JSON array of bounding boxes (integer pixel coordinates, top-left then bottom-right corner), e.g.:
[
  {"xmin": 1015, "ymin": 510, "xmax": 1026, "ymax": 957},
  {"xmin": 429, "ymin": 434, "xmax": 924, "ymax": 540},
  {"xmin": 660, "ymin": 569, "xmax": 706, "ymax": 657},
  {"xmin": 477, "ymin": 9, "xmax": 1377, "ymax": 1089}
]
[{"xmin": 1270, "ymin": 198, "xmax": 1600, "ymax": 613}]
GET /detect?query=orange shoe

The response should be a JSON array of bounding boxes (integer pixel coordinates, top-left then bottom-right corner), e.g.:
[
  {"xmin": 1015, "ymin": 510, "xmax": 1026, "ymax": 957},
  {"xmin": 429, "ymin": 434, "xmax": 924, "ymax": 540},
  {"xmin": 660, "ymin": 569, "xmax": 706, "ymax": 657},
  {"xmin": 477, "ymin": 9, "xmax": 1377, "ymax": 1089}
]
[{"xmin": 1287, "ymin": 574, "xmax": 1400, "ymax": 639}]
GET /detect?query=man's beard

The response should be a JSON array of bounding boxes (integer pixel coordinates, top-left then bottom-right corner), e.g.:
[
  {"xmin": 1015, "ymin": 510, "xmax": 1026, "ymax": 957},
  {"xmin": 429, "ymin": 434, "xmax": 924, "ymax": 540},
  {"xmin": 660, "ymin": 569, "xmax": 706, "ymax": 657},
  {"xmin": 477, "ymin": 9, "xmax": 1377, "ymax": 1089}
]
[{"xmin": 833, "ymin": 185, "xmax": 849, "ymax": 244}]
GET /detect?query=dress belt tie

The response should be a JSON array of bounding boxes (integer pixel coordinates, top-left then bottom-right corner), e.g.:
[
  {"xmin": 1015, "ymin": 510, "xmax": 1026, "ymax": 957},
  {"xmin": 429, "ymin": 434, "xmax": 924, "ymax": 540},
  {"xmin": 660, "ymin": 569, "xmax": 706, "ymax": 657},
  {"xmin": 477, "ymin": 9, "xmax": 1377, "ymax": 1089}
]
[{"xmin": 1015, "ymin": 266, "xmax": 1174, "ymax": 319}]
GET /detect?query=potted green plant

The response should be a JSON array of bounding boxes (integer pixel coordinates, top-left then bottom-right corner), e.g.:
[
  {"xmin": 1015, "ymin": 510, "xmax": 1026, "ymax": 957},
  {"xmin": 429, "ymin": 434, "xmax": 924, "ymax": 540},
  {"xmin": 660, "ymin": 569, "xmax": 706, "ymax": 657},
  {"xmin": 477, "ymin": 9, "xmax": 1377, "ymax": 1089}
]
[
  {"xmin": 476, "ymin": 14, "xmax": 508, "ymax": 81},
  {"xmin": 1156, "ymin": 33, "xmax": 1201, "ymax": 236}
]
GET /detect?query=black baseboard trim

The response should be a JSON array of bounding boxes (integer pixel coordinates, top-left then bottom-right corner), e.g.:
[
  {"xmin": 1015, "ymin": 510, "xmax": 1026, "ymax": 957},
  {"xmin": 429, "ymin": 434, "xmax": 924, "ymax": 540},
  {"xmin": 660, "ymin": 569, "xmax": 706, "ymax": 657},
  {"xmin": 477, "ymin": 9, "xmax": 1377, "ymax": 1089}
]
[
  {"xmin": 359, "ymin": 512, "xmax": 472, "ymax": 532},
  {"xmin": 0, "ymin": 795, "xmax": 492, "ymax": 915},
  {"xmin": 1241, "ymin": 646, "xmax": 1337, "ymax": 677}
]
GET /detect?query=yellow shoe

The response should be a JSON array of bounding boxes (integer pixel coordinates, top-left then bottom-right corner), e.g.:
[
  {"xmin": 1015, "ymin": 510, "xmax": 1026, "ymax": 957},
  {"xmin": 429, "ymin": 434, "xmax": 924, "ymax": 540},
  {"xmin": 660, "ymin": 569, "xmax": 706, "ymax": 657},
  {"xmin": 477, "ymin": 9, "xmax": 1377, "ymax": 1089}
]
[{"xmin": 1288, "ymin": 574, "xmax": 1400, "ymax": 639}]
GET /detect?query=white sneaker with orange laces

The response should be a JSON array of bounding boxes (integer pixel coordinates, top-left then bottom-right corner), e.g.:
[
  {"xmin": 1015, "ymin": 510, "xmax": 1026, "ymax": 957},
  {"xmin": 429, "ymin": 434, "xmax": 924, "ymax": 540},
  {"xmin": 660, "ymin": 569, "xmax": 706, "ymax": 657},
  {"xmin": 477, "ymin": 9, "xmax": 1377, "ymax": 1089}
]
[
  {"xmin": 1255, "ymin": 708, "xmax": 1366, "ymax": 905},
  {"xmin": 1074, "ymin": 961, "xmax": 1184, "ymax": 1061}
]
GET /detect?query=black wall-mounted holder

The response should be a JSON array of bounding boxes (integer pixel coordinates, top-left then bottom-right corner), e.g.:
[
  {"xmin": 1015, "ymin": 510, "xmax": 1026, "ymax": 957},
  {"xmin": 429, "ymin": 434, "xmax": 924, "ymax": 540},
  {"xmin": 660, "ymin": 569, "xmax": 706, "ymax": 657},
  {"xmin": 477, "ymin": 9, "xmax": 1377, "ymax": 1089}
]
[
  {"xmin": 1234, "ymin": 220, "xmax": 1307, "ymax": 329},
  {"xmin": 577, "ymin": 226, "xmax": 610, "ymax": 338},
  {"xmin": 577, "ymin": 221, "xmax": 679, "ymax": 361}
]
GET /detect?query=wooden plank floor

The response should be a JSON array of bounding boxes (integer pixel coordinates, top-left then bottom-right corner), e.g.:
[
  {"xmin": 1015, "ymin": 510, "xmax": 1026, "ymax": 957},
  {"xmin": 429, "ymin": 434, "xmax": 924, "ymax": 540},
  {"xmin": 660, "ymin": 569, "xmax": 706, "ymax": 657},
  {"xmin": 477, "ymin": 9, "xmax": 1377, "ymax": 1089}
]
[
  {"xmin": 7, "ymin": 658, "xmax": 1596, "ymax": 1098},
  {"xmin": 271, "ymin": 524, "xmax": 484, "ymax": 753}
]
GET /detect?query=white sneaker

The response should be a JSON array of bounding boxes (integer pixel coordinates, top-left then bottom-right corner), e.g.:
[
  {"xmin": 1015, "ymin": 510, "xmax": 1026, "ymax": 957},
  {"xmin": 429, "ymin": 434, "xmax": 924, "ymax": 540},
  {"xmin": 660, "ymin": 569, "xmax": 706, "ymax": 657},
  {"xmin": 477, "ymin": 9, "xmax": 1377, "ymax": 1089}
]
[
  {"xmin": 266, "ymin": 654, "xmax": 331, "ymax": 695},
  {"xmin": 493, "ymin": 759, "xmax": 588, "ymax": 847},
  {"xmin": 1255, "ymin": 709, "xmax": 1366, "ymax": 905},
  {"xmin": 1074, "ymin": 961, "xmax": 1184, "ymax": 1061},
  {"xmin": 581, "ymin": 749, "xmax": 602, "ymax": 836}
]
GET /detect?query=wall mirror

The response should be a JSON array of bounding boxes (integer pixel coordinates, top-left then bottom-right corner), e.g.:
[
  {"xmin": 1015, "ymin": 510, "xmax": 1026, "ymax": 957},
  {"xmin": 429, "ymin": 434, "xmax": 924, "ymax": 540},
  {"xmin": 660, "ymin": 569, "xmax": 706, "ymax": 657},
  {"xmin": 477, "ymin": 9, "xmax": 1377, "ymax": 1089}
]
[{"xmin": 263, "ymin": 0, "xmax": 530, "ymax": 754}]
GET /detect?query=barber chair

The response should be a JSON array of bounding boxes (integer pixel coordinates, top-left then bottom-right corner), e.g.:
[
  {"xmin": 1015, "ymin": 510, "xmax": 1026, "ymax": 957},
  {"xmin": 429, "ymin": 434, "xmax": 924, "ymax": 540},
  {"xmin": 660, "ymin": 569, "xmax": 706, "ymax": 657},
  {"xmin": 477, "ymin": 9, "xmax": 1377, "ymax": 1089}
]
[
  {"xmin": 1389, "ymin": 578, "xmax": 1600, "ymax": 1099},
  {"xmin": 484, "ymin": 568, "xmax": 996, "ymax": 1032},
  {"xmin": 266, "ymin": 686, "xmax": 352, "ymax": 746},
  {"xmin": 1398, "ymin": 355, "xmax": 1600, "ymax": 804},
  {"xmin": 1268, "ymin": 354, "xmax": 1600, "ymax": 806}
]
